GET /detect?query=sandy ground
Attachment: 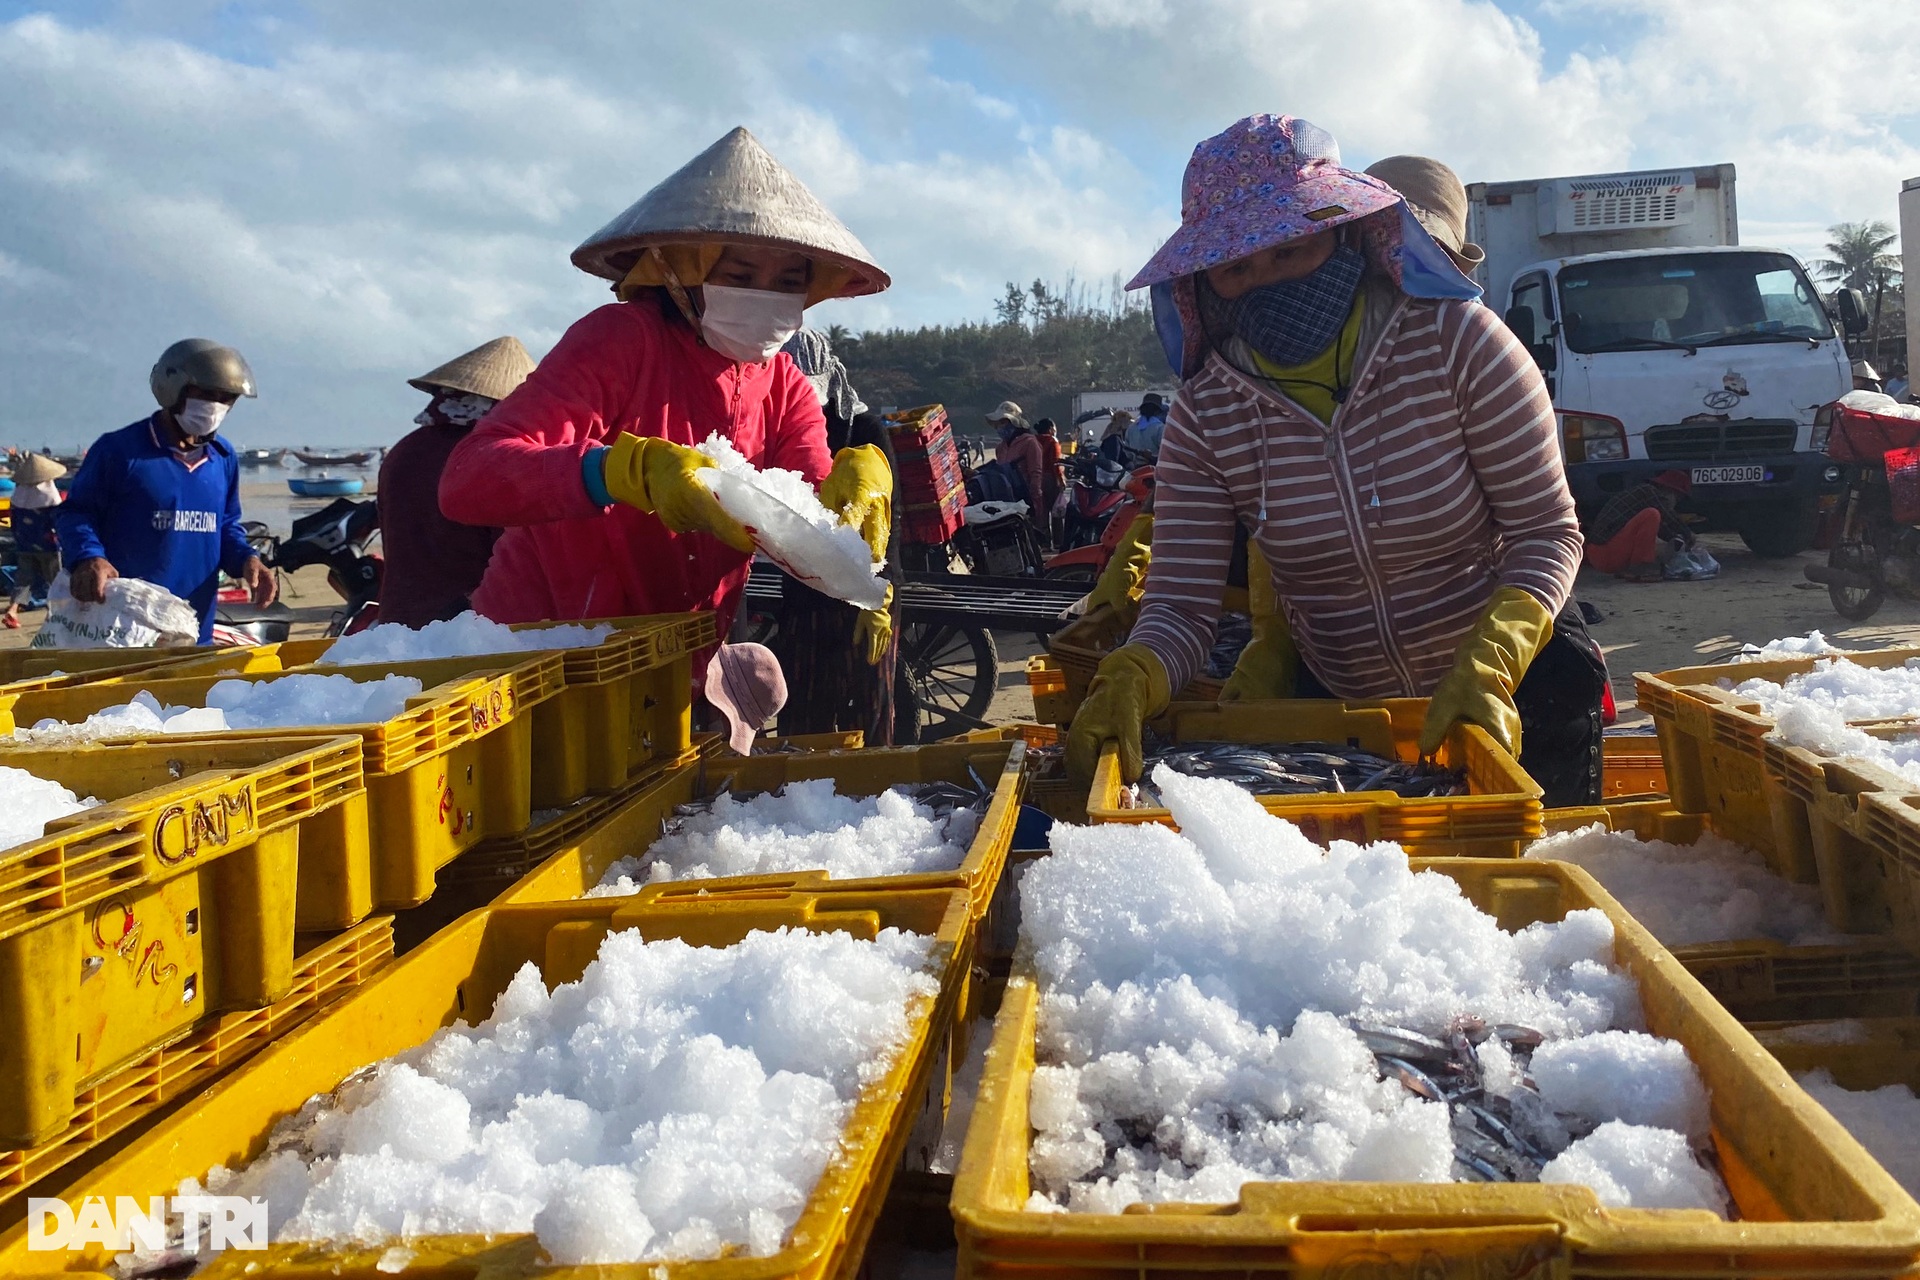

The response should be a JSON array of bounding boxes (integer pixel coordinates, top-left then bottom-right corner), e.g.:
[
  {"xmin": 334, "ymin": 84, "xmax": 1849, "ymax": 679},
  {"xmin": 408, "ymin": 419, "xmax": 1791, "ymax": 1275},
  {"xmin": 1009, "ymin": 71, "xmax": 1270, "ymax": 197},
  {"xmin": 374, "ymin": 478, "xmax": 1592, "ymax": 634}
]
[{"xmin": 984, "ymin": 530, "xmax": 1920, "ymax": 729}]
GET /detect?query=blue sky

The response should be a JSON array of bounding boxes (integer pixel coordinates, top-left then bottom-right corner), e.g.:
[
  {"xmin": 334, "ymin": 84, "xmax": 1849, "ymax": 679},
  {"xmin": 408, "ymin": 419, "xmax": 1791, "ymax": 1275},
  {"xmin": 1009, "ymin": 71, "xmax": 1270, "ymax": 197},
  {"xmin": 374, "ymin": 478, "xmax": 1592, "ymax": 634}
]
[{"xmin": 1, "ymin": 0, "xmax": 1915, "ymax": 445}]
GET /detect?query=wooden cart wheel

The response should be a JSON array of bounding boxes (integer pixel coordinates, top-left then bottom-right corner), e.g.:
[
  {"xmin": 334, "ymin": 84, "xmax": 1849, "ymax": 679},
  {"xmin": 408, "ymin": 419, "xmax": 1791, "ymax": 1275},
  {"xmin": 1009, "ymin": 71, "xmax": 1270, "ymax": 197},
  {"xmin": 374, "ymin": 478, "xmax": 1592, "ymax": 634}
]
[{"xmin": 902, "ymin": 622, "xmax": 997, "ymax": 739}]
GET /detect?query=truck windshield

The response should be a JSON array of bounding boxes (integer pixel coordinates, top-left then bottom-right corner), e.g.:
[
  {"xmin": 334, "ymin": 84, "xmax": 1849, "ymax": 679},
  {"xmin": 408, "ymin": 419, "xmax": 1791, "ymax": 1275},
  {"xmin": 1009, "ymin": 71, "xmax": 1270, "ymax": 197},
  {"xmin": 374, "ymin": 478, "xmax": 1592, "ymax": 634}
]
[{"xmin": 1556, "ymin": 252, "xmax": 1834, "ymax": 354}]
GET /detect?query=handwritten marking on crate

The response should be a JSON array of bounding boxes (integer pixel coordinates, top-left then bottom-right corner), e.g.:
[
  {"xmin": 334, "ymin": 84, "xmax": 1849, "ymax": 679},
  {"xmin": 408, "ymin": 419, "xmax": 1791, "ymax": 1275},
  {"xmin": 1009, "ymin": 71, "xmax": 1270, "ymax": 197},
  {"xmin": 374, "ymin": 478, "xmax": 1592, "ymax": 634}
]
[
  {"xmin": 152, "ymin": 784, "xmax": 256, "ymax": 866},
  {"xmin": 90, "ymin": 898, "xmax": 178, "ymax": 988},
  {"xmin": 469, "ymin": 687, "xmax": 509, "ymax": 734}
]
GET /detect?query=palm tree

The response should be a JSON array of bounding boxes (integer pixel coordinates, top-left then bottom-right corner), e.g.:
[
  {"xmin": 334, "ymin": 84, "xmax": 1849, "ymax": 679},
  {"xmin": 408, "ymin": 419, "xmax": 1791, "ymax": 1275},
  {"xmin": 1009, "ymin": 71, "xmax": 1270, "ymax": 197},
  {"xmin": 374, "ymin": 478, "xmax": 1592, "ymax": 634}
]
[{"xmin": 1814, "ymin": 221, "xmax": 1903, "ymax": 362}]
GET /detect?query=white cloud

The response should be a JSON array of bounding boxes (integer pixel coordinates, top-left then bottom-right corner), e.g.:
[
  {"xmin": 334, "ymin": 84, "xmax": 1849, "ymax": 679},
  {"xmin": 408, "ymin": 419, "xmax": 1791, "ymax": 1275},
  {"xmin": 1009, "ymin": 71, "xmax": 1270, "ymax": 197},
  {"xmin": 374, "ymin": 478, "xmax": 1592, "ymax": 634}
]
[{"xmin": 0, "ymin": 1, "xmax": 1914, "ymax": 445}]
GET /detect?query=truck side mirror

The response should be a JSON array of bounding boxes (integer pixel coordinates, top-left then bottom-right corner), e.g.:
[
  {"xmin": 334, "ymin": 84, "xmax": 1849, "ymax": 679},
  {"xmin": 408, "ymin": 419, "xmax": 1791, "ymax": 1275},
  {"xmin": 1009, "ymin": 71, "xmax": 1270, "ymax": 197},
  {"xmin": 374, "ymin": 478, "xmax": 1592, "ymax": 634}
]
[
  {"xmin": 1504, "ymin": 304, "xmax": 1537, "ymax": 347},
  {"xmin": 1837, "ymin": 288, "xmax": 1869, "ymax": 337}
]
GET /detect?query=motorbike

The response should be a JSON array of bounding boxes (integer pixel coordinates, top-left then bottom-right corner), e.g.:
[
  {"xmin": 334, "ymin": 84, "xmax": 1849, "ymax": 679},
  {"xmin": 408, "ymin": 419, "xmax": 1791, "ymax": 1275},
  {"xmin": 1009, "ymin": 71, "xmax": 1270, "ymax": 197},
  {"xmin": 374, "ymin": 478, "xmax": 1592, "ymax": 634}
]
[
  {"xmin": 213, "ymin": 497, "xmax": 382, "ymax": 644},
  {"xmin": 1804, "ymin": 400, "xmax": 1920, "ymax": 621}
]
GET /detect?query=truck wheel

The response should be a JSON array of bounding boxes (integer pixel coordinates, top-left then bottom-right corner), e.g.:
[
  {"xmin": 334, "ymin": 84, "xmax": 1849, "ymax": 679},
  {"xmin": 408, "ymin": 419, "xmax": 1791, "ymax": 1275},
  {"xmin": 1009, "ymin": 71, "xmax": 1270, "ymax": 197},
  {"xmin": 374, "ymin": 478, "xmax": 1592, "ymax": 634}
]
[{"xmin": 1738, "ymin": 511, "xmax": 1817, "ymax": 559}]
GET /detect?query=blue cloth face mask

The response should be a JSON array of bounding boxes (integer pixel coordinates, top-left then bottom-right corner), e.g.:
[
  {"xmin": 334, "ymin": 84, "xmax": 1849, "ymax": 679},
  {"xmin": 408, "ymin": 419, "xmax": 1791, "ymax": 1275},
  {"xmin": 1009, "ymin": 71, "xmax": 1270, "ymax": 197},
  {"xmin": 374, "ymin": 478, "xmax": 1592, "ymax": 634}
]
[{"xmin": 1227, "ymin": 244, "xmax": 1366, "ymax": 366}]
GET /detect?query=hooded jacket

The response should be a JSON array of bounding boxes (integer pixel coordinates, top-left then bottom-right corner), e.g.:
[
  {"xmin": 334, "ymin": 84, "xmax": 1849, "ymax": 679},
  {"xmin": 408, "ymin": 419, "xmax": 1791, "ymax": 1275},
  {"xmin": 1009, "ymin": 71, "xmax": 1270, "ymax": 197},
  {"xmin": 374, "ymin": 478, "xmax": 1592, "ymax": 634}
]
[{"xmin": 440, "ymin": 298, "xmax": 829, "ymax": 633}]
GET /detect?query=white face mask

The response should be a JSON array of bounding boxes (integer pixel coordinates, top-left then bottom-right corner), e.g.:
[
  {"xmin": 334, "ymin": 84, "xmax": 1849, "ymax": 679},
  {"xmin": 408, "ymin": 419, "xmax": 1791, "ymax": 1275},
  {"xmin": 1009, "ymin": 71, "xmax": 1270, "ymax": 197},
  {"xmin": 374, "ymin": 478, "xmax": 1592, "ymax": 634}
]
[
  {"xmin": 699, "ymin": 285, "xmax": 805, "ymax": 363},
  {"xmin": 175, "ymin": 398, "xmax": 229, "ymax": 438}
]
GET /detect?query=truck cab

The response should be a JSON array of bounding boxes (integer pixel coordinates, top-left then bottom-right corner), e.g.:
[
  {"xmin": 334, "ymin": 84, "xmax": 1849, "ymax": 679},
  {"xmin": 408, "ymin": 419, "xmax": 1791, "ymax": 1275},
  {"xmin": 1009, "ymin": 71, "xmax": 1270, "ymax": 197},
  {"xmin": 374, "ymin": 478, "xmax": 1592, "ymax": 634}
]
[{"xmin": 1502, "ymin": 245, "xmax": 1852, "ymax": 556}]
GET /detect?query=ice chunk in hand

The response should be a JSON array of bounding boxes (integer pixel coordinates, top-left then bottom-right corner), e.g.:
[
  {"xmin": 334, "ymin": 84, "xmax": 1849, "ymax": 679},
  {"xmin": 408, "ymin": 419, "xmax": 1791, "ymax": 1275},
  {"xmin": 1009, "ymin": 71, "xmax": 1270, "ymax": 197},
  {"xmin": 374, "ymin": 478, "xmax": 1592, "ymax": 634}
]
[
  {"xmin": 693, "ymin": 433, "xmax": 888, "ymax": 609},
  {"xmin": 320, "ymin": 611, "xmax": 612, "ymax": 665},
  {"xmin": 1017, "ymin": 765, "xmax": 1724, "ymax": 1212},
  {"xmin": 171, "ymin": 925, "xmax": 940, "ymax": 1266}
]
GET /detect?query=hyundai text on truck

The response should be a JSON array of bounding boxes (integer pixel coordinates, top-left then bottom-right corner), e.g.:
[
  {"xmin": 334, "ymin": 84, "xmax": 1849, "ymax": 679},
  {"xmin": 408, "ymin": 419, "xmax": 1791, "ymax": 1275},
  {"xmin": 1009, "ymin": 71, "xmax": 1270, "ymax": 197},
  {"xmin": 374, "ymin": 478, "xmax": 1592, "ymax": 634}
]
[{"xmin": 1467, "ymin": 164, "xmax": 1861, "ymax": 557}]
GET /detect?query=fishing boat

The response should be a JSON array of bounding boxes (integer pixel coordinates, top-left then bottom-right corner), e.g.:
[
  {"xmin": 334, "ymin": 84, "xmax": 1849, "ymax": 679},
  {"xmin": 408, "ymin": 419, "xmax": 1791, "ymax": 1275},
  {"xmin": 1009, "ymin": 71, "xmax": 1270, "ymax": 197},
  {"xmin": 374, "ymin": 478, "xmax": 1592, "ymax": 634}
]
[
  {"xmin": 237, "ymin": 447, "xmax": 287, "ymax": 467},
  {"xmin": 294, "ymin": 449, "xmax": 375, "ymax": 467},
  {"xmin": 288, "ymin": 475, "xmax": 364, "ymax": 497}
]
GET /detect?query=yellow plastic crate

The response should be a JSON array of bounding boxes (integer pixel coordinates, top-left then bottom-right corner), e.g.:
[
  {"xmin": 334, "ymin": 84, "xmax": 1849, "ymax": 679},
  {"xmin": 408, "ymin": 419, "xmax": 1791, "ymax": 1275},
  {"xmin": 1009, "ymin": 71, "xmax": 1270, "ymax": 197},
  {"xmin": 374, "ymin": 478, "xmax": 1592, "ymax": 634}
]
[
  {"xmin": 698, "ymin": 729, "xmax": 869, "ymax": 757},
  {"xmin": 0, "ymin": 914, "xmax": 392, "ymax": 1208},
  {"xmin": 952, "ymin": 858, "xmax": 1920, "ymax": 1280},
  {"xmin": 498, "ymin": 741, "xmax": 1027, "ymax": 925},
  {"xmin": 216, "ymin": 612, "xmax": 714, "ymax": 811},
  {"xmin": 1047, "ymin": 606, "xmax": 1222, "ymax": 711},
  {"xmin": 0, "ymin": 645, "xmax": 285, "ymax": 695},
  {"xmin": 0, "ymin": 735, "xmax": 365, "ymax": 1147},
  {"xmin": 0, "ymin": 888, "xmax": 974, "ymax": 1278},
  {"xmin": 1601, "ymin": 733, "xmax": 1668, "ymax": 798},
  {"xmin": 1088, "ymin": 700, "xmax": 1543, "ymax": 856},
  {"xmin": 1025, "ymin": 654, "xmax": 1073, "ymax": 726},
  {"xmin": 1538, "ymin": 798, "xmax": 1920, "ymax": 1022},
  {"xmin": 0, "ymin": 656, "xmax": 564, "ymax": 928}
]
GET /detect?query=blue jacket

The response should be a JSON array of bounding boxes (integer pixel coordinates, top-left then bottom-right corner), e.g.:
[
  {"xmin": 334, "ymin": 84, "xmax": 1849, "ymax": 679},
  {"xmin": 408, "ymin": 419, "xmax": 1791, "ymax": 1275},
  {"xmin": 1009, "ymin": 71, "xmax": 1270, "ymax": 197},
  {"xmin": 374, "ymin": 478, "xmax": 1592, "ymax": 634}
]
[{"xmin": 58, "ymin": 416, "xmax": 255, "ymax": 642}]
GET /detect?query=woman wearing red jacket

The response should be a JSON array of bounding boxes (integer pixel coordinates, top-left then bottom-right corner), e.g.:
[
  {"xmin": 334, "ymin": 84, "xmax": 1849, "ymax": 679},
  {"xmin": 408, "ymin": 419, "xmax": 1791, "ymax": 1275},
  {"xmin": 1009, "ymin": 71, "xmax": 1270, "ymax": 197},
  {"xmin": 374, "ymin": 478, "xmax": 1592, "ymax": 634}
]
[{"xmin": 439, "ymin": 127, "xmax": 893, "ymax": 653}]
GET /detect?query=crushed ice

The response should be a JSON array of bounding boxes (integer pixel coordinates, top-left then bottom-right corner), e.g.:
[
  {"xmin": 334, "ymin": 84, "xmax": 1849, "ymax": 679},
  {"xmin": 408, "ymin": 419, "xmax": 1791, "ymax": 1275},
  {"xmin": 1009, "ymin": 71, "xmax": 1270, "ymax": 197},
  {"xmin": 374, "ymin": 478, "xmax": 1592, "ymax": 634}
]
[
  {"xmin": 0, "ymin": 766, "xmax": 97, "ymax": 849},
  {"xmin": 590, "ymin": 779, "xmax": 976, "ymax": 892},
  {"xmin": 1728, "ymin": 657, "xmax": 1920, "ymax": 785},
  {"xmin": 1795, "ymin": 1068, "xmax": 1920, "ymax": 1196},
  {"xmin": 171, "ymin": 926, "xmax": 940, "ymax": 1265},
  {"xmin": 13, "ymin": 675, "xmax": 424, "ymax": 744},
  {"xmin": 320, "ymin": 611, "xmax": 612, "ymax": 665},
  {"xmin": 1524, "ymin": 825, "xmax": 1844, "ymax": 947},
  {"xmin": 1017, "ymin": 765, "xmax": 1726, "ymax": 1214}
]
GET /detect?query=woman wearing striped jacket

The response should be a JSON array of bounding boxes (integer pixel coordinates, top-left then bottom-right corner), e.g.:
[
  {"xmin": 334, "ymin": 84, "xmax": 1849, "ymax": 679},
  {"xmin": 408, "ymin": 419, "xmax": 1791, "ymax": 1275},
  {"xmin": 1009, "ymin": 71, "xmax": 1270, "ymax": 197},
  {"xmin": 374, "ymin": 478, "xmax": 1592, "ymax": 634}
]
[{"xmin": 1066, "ymin": 115, "xmax": 1606, "ymax": 805}]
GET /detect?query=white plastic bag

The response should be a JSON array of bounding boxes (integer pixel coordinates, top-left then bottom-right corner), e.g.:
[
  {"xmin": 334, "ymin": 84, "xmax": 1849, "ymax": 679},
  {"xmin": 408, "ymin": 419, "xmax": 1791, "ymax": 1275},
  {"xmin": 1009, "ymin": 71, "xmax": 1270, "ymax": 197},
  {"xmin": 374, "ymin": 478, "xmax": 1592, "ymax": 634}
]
[{"xmin": 33, "ymin": 574, "xmax": 202, "ymax": 648}]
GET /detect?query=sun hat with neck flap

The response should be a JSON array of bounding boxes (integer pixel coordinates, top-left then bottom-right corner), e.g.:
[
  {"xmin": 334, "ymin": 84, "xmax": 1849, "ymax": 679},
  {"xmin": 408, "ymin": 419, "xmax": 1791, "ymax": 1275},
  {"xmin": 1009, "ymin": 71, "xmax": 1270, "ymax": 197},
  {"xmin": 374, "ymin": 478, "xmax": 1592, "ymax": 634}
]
[
  {"xmin": 573, "ymin": 127, "xmax": 890, "ymax": 310},
  {"xmin": 1133, "ymin": 114, "xmax": 1482, "ymax": 379},
  {"xmin": 1363, "ymin": 155, "xmax": 1484, "ymax": 270}
]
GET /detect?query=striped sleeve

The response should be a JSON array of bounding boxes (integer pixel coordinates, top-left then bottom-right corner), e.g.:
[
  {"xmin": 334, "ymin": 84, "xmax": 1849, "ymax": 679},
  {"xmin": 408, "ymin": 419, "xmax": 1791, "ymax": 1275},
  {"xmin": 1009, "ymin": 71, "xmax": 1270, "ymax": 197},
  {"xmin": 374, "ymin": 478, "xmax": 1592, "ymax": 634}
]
[
  {"xmin": 1443, "ymin": 303, "xmax": 1584, "ymax": 613},
  {"xmin": 1129, "ymin": 390, "xmax": 1235, "ymax": 696}
]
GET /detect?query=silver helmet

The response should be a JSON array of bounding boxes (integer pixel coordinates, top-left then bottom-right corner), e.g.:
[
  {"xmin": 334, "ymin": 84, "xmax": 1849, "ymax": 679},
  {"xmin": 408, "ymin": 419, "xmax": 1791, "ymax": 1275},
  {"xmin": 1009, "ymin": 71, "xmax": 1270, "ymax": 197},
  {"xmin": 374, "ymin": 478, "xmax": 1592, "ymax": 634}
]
[{"xmin": 150, "ymin": 339, "xmax": 256, "ymax": 409}]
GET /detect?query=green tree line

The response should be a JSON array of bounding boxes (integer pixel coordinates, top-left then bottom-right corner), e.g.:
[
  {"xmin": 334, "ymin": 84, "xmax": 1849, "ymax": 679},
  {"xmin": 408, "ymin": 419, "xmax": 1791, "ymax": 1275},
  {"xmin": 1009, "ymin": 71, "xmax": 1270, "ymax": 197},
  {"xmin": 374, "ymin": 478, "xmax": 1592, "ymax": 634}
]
[{"xmin": 838, "ymin": 275, "xmax": 1165, "ymax": 426}]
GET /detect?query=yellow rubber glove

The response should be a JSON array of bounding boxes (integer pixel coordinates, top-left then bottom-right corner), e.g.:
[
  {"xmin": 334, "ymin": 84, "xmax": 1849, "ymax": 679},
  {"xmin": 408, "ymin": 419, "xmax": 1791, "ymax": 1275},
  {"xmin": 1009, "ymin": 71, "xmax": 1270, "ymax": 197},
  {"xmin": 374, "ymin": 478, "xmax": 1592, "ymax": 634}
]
[
  {"xmin": 1066, "ymin": 643, "xmax": 1172, "ymax": 783},
  {"xmin": 1084, "ymin": 514, "xmax": 1153, "ymax": 615},
  {"xmin": 1220, "ymin": 613, "xmax": 1298, "ymax": 702},
  {"xmin": 602, "ymin": 433, "xmax": 753, "ymax": 553},
  {"xmin": 1417, "ymin": 586, "xmax": 1555, "ymax": 758},
  {"xmin": 1220, "ymin": 540, "xmax": 1296, "ymax": 701},
  {"xmin": 854, "ymin": 585, "xmax": 894, "ymax": 667},
  {"xmin": 818, "ymin": 445, "xmax": 893, "ymax": 565}
]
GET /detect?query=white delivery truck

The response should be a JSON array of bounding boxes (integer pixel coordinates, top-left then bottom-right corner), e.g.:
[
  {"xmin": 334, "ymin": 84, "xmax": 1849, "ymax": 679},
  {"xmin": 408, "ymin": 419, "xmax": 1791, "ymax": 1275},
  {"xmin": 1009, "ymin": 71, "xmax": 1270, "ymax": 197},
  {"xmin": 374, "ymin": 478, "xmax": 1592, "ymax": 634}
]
[{"xmin": 1467, "ymin": 164, "xmax": 1862, "ymax": 556}]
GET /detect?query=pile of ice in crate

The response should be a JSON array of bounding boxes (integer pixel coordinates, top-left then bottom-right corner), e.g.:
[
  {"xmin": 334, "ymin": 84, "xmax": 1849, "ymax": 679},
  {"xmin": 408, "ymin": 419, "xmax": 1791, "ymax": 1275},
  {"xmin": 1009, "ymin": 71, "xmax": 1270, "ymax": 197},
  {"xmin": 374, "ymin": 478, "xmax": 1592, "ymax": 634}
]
[
  {"xmin": 1728, "ymin": 654, "xmax": 1920, "ymax": 785},
  {"xmin": 1732, "ymin": 631, "xmax": 1845, "ymax": 662},
  {"xmin": 0, "ymin": 766, "xmax": 97, "ymax": 849},
  {"xmin": 1018, "ymin": 765, "xmax": 1728, "ymax": 1214},
  {"xmin": 1524, "ymin": 825, "xmax": 1844, "ymax": 947},
  {"xmin": 591, "ymin": 778, "xmax": 982, "ymax": 892},
  {"xmin": 1795, "ymin": 1066, "xmax": 1920, "ymax": 1196},
  {"xmin": 319, "ymin": 611, "xmax": 612, "ymax": 665},
  {"xmin": 11, "ymin": 676, "xmax": 424, "ymax": 744},
  {"xmin": 168, "ymin": 926, "xmax": 940, "ymax": 1266}
]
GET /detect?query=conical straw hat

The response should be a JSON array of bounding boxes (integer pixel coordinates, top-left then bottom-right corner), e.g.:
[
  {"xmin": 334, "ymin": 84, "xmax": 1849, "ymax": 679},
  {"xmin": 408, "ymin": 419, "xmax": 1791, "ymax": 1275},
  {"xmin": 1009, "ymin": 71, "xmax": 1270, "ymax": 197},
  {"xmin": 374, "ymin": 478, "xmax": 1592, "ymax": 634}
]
[
  {"xmin": 14, "ymin": 453, "xmax": 64, "ymax": 484},
  {"xmin": 572, "ymin": 127, "xmax": 889, "ymax": 301},
  {"xmin": 408, "ymin": 336, "xmax": 536, "ymax": 401}
]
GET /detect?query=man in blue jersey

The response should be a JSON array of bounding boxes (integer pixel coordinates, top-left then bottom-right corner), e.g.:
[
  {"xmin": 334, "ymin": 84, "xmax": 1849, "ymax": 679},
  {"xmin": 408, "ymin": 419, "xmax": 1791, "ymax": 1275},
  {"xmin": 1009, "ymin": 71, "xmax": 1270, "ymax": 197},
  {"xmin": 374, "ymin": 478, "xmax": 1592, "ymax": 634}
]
[{"xmin": 59, "ymin": 339, "xmax": 277, "ymax": 643}]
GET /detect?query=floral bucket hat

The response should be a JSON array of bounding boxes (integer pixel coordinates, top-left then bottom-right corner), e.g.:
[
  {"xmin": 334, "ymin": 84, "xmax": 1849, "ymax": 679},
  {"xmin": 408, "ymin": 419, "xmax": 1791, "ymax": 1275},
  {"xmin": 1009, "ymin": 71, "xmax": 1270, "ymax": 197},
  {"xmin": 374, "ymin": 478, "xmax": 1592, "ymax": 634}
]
[
  {"xmin": 1127, "ymin": 115, "xmax": 1399, "ymax": 290},
  {"xmin": 1134, "ymin": 114, "xmax": 1482, "ymax": 379}
]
